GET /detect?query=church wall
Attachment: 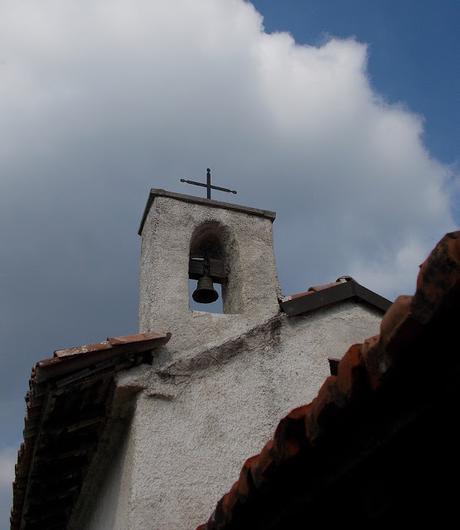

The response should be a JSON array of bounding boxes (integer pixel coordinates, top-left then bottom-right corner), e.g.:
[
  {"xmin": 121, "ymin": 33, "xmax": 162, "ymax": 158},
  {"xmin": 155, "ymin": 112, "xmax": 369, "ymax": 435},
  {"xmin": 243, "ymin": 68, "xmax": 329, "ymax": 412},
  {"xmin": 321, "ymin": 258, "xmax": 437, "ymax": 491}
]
[
  {"xmin": 80, "ymin": 418, "xmax": 136, "ymax": 530},
  {"xmin": 118, "ymin": 301, "xmax": 381, "ymax": 530}
]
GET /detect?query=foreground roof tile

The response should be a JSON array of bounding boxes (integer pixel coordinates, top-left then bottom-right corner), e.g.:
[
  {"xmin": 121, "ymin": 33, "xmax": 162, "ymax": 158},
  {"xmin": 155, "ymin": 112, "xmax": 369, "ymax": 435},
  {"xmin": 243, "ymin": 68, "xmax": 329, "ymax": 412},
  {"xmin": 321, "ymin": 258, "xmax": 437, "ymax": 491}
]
[{"xmin": 198, "ymin": 230, "xmax": 460, "ymax": 530}]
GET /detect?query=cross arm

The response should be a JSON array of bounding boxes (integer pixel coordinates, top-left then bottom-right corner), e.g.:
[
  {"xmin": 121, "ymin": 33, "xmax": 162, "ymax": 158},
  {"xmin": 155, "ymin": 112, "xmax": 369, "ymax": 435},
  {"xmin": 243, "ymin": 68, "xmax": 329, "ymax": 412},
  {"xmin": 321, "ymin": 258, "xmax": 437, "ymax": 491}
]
[
  {"xmin": 180, "ymin": 179, "xmax": 207, "ymax": 188},
  {"xmin": 180, "ymin": 179, "xmax": 237, "ymax": 195},
  {"xmin": 209, "ymin": 184, "xmax": 237, "ymax": 194}
]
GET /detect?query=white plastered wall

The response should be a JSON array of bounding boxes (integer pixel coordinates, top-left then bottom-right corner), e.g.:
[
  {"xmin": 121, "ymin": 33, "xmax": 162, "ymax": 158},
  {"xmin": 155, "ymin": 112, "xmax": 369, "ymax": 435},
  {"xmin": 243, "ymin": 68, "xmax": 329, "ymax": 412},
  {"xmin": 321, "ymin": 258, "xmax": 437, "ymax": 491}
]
[
  {"xmin": 138, "ymin": 194, "xmax": 281, "ymax": 357},
  {"xmin": 81, "ymin": 301, "xmax": 381, "ymax": 530}
]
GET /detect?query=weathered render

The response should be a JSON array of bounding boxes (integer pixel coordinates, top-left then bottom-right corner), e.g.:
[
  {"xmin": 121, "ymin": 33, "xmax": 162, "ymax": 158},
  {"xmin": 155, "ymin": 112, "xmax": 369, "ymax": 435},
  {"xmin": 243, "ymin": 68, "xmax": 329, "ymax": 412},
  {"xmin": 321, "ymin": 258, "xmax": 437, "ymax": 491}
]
[
  {"xmin": 138, "ymin": 190, "xmax": 281, "ymax": 356},
  {"xmin": 71, "ymin": 190, "xmax": 385, "ymax": 530},
  {"xmin": 80, "ymin": 304, "xmax": 382, "ymax": 529}
]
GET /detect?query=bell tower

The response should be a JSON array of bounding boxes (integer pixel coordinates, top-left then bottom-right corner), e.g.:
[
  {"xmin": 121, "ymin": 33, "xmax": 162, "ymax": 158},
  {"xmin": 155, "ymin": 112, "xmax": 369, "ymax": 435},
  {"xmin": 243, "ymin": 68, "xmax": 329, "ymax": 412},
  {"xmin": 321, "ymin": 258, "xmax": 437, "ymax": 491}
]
[{"xmin": 138, "ymin": 188, "xmax": 280, "ymax": 353}]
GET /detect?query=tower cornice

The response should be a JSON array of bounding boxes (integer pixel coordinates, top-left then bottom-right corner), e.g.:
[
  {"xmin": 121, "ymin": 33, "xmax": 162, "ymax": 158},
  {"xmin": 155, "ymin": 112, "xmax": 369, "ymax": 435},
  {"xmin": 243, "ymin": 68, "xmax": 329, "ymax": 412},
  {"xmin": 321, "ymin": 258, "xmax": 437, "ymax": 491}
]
[{"xmin": 138, "ymin": 188, "xmax": 276, "ymax": 235}]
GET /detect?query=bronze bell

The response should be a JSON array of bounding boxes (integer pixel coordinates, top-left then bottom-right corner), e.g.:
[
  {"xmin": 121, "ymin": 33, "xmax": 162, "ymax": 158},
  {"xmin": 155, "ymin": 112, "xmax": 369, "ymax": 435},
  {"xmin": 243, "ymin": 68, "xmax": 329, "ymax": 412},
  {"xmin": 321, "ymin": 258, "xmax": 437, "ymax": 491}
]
[{"xmin": 192, "ymin": 274, "xmax": 219, "ymax": 304}]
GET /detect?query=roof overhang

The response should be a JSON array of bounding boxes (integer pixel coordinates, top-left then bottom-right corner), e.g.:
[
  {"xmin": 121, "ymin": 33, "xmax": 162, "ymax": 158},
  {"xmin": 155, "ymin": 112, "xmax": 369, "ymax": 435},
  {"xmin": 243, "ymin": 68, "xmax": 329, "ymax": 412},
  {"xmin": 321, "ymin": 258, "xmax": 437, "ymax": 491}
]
[
  {"xmin": 11, "ymin": 331, "xmax": 170, "ymax": 530},
  {"xmin": 280, "ymin": 278, "xmax": 392, "ymax": 316}
]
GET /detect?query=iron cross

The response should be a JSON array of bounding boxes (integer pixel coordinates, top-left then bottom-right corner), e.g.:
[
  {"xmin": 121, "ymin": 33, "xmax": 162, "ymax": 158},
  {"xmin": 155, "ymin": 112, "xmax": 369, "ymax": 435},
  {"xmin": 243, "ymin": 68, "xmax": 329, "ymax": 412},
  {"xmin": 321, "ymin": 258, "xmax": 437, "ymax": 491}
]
[{"xmin": 180, "ymin": 168, "xmax": 237, "ymax": 200}]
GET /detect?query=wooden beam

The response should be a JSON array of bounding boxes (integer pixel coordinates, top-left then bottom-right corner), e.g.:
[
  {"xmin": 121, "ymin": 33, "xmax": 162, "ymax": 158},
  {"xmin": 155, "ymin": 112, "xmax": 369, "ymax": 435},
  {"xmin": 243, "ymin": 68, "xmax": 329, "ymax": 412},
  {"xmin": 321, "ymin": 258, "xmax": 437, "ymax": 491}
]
[{"xmin": 189, "ymin": 257, "xmax": 226, "ymax": 282}]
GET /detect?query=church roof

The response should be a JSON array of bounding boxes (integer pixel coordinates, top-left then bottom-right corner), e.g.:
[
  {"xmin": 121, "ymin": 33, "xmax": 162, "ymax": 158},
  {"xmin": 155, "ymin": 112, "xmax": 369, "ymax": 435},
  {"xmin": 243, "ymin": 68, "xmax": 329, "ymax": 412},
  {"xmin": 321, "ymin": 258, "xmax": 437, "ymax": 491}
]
[
  {"xmin": 10, "ymin": 331, "xmax": 170, "ymax": 530},
  {"xmin": 197, "ymin": 231, "xmax": 460, "ymax": 529},
  {"xmin": 138, "ymin": 189, "xmax": 276, "ymax": 235},
  {"xmin": 280, "ymin": 276, "xmax": 392, "ymax": 315}
]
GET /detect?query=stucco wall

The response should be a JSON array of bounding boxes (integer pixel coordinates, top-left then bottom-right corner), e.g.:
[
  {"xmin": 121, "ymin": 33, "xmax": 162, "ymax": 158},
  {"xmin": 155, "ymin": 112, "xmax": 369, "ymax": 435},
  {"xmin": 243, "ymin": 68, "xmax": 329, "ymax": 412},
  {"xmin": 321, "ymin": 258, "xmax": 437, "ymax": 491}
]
[
  {"xmin": 81, "ymin": 302, "xmax": 381, "ymax": 530},
  {"xmin": 138, "ymin": 194, "xmax": 281, "ymax": 356},
  {"xmin": 78, "ymin": 420, "xmax": 135, "ymax": 530}
]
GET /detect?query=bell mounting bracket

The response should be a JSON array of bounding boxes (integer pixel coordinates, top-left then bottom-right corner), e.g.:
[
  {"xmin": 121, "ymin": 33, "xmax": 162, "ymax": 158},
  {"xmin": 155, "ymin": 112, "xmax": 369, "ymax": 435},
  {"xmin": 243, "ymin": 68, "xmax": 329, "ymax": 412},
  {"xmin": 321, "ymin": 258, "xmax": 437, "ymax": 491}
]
[{"xmin": 189, "ymin": 257, "xmax": 226, "ymax": 283}]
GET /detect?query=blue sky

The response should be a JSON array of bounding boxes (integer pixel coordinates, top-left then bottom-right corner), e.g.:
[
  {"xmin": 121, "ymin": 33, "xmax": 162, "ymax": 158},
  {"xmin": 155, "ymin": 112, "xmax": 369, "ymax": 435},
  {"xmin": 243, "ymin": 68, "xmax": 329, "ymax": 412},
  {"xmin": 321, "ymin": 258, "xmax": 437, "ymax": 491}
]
[
  {"xmin": 0, "ymin": 0, "xmax": 458, "ymax": 524},
  {"xmin": 252, "ymin": 0, "xmax": 459, "ymax": 167}
]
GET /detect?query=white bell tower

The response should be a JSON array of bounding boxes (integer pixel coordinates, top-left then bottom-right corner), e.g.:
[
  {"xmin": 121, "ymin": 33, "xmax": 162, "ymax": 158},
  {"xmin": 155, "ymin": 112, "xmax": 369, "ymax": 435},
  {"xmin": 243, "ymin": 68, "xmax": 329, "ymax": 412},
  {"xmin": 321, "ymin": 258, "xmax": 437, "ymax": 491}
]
[{"xmin": 138, "ymin": 187, "xmax": 281, "ymax": 353}]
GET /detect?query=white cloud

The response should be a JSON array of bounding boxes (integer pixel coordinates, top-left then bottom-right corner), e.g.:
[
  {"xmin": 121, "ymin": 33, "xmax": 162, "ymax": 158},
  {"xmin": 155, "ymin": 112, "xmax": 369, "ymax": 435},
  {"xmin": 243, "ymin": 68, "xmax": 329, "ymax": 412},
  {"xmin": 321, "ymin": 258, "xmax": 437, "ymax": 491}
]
[
  {"xmin": 0, "ymin": 446, "xmax": 16, "ymax": 527},
  {"xmin": 0, "ymin": 3, "xmax": 456, "ymax": 522},
  {"xmin": 350, "ymin": 238, "xmax": 428, "ymax": 296},
  {"xmin": 0, "ymin": 0, "xmax": 456, "ymax": 303},
  {"xmin": 0, "ymin": 447, "xmax": 16, "ymax": 489}
]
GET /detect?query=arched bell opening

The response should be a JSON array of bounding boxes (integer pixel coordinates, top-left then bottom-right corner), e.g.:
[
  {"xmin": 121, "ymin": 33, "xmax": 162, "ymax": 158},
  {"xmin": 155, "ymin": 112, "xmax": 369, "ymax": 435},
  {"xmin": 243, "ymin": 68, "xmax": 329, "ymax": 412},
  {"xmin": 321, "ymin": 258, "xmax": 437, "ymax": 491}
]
[{"xmin": 188, "ymin": 222, "xmax": 233, "ymax": 314}]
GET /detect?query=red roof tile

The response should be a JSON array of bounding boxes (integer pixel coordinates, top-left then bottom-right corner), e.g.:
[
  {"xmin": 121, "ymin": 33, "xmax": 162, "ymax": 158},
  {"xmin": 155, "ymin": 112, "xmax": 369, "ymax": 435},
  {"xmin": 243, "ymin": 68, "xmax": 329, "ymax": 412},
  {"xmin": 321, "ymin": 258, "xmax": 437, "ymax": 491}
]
[
  {"xmin": 280, "ymin": 276, "xmax": 391, "ymax": 315},
  {"xmin": 11, "ymin": 331, "xmax": 170, "ymax": 530},
  {"xmin": 198, "ymin": 230, "xmax": 460, "ymax": 529},
  {"xmin": 281, "ymin": 276, "xmax": 351, "ymax": 301}
]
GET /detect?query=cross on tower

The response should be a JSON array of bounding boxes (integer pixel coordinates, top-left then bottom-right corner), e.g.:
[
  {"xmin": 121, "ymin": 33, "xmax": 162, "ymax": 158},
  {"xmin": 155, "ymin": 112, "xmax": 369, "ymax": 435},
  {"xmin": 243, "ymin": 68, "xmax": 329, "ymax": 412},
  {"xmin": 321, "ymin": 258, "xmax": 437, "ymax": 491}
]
[{"xmin": 180, "ymin": 168, "xmax": 237, "ymax": 200}]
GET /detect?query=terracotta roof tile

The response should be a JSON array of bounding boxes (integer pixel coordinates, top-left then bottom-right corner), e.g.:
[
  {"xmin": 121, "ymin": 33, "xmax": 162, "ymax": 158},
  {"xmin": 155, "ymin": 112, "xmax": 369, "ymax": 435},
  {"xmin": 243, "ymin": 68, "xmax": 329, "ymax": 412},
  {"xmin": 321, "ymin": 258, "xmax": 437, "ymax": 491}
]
[
  {"xmin": 11, "ymin": 330, "xmax": 170, "ymax": 530},
  {"xmin": 198, "ymin": 230, "xmax": 460, "ymax": 529},
  {"xmin": 280, "ymin": 277, "xmax": 350, "ymax": 302},
  {"xmin": 53, "ymin": 340, "xmax": 112, "ymax": 358},
  {"xmin": 280, "ymin": 276, "xmax": 391, "ymax": 315}
]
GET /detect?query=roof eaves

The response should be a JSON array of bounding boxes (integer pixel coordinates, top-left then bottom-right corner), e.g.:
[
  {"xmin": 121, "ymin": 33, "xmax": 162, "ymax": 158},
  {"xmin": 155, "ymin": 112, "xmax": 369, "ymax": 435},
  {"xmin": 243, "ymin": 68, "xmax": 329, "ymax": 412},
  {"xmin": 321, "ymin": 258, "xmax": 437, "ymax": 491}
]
[
  {"xmin": 35, "ymin": 331, "xmax": 170, "ymax": 383},
  {"xmin": 11, "ymin": 330, "xmax": 170, "ymax": 530},
  {"xmin": 280, "ymin": 278, "xmax": 391, "ymax": 316}
]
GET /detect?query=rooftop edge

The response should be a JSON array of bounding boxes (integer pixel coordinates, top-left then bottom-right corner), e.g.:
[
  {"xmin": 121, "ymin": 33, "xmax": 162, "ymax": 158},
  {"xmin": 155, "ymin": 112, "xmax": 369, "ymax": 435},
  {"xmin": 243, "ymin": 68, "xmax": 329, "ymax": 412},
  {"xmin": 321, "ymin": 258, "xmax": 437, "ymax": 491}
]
[{"xmin": 138, "ymin": 188, "xmax": 277, "ymax": 235}]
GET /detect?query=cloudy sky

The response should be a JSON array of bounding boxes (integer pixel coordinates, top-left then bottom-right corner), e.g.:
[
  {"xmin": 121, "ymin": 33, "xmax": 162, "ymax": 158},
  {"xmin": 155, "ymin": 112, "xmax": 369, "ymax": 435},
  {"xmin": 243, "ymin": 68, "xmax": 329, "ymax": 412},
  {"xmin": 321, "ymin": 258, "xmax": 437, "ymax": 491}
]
[{"xmin": 0, "ymin": 0, "xmax": 458, "ymax": 522}]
